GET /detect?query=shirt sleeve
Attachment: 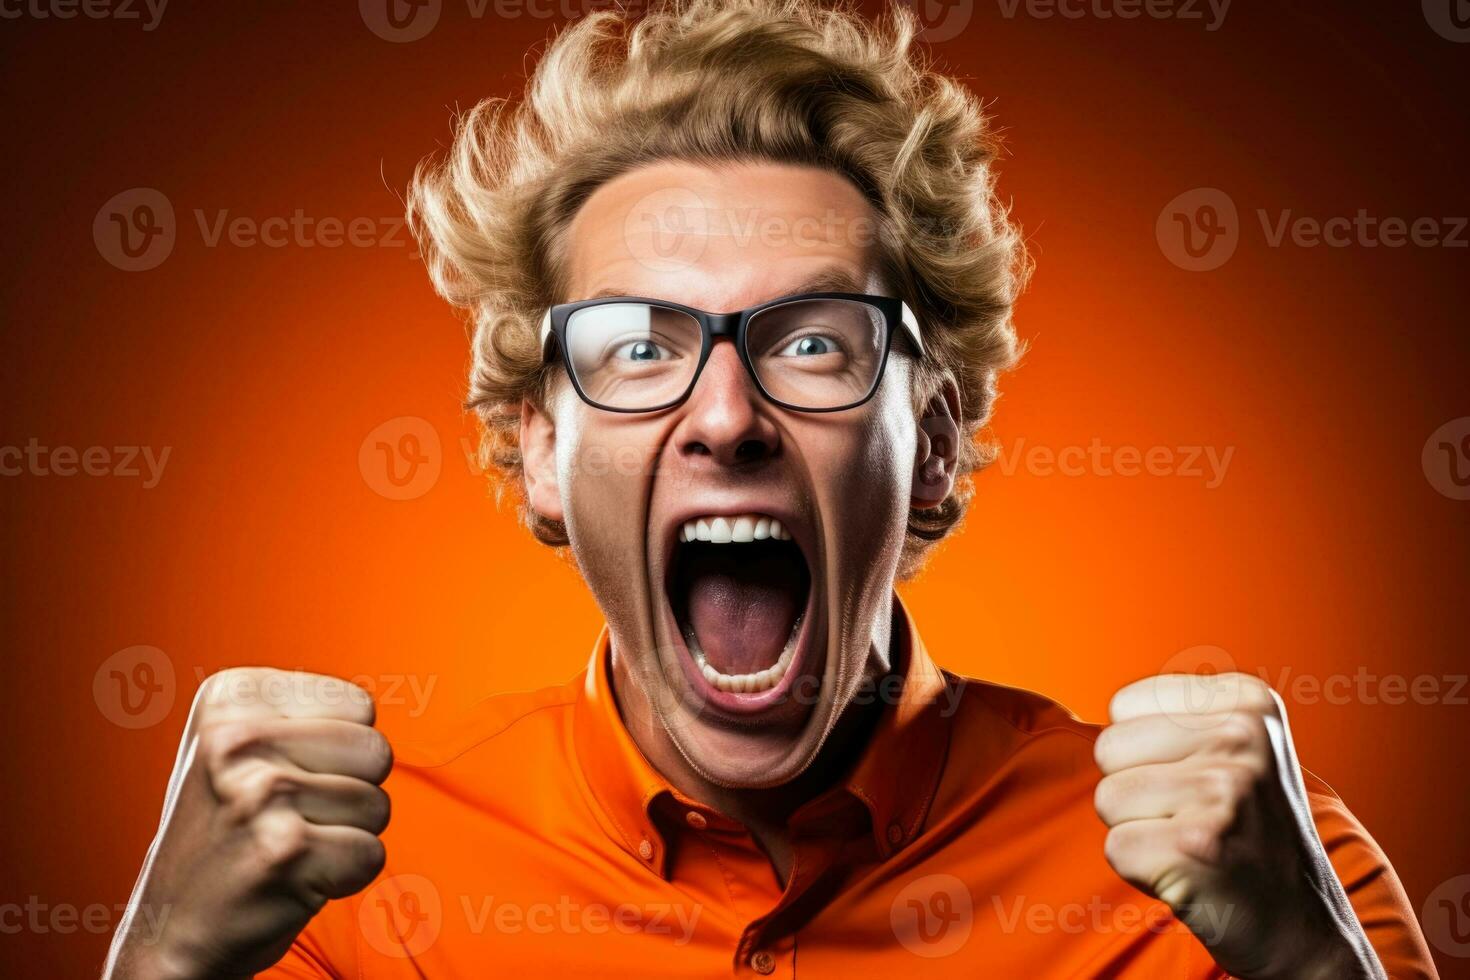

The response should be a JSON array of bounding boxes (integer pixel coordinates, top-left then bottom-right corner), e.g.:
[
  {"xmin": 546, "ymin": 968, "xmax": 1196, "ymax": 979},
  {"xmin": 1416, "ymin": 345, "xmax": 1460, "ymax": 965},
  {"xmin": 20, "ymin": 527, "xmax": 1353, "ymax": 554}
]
[
  {"xmin": 1183, "ymin": 772, "xmax": 1440, "ymax": 980},
  {"xmin": 1302, "ymin": 772, "xmax": 1440, "ymax": 979}
]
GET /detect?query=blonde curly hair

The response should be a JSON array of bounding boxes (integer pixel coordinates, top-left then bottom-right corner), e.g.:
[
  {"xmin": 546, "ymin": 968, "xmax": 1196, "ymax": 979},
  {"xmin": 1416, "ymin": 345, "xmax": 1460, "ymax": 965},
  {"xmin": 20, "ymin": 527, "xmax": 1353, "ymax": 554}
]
[{"xmin": 407, "ymin": 0, "xmax": 1029, "ymax": 579}]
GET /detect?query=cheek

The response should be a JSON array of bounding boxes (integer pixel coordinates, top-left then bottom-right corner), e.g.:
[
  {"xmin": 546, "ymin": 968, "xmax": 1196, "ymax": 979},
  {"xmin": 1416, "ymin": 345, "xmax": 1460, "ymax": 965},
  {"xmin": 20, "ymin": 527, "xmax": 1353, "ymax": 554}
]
[
  {"xmin": 802, "ymin": 383, "xmax": 916, "ymax": 551},
  {"xmin": 859, "ymin": 376, "xmax": 918, "ymax": 513},
  {"xmin": 555, "ymin": 415, "xmax": 662, "ymax": 575}
]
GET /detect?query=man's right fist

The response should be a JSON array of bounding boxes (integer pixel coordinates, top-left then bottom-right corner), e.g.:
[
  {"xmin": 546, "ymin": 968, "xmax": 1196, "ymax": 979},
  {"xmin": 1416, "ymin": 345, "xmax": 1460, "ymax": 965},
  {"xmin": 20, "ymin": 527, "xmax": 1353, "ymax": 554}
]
[{"xmin": 104, "ymin": 668, "xmax": 393, "ymax": 980}]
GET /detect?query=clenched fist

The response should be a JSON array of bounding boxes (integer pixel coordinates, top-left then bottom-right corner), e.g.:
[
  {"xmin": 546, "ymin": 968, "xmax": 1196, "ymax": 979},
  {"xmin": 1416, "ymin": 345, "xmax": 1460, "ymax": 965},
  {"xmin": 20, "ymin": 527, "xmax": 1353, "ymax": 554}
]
[
  {"xmin": 105, "ymin": 668, "xmax": 393, "ymax": 980},
  {"xmin": 1093, "ymin": 672, "xmax": 1383, "ymax": 980}
]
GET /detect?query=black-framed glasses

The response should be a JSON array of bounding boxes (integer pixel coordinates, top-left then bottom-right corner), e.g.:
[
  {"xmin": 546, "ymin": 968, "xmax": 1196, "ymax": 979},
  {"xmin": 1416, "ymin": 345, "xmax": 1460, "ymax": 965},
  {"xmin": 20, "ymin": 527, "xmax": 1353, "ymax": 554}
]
[{"xmin": 538, "ymin": 291, "xmax": 925, "ymax": 413}]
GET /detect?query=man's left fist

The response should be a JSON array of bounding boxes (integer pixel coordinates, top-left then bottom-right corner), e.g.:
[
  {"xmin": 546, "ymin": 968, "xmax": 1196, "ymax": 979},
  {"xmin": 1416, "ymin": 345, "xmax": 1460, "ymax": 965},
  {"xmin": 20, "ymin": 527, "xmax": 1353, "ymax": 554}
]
[{"xmin": 1093, "ymin": 672, "xmax": 1383, "ymax": 980}]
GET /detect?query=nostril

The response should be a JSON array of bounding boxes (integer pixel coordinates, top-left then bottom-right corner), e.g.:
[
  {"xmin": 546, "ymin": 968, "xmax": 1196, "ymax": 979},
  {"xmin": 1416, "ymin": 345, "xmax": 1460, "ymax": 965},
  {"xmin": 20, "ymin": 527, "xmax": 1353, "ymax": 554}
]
[{"xmin": 734, "ymin": 439, "xmax": 769, "ymax": 463}]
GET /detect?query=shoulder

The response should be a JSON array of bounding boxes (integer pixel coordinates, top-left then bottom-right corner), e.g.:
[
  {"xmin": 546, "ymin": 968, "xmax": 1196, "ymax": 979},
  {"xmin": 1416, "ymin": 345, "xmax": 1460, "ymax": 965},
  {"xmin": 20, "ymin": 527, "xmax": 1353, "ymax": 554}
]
[
  {"xmin": 386, "ymin": 674, "xmax": 583, "ymax": 772},
  {"xmin": 942, "ymin": 669, "xmax": 1104, "ymax": 771},
  {"xmin": 927, "ymin": 671, "xmax": 1106, "ymax": 816},
  {"xmin": 946, "ymin": 669, "xmax": 1102, "ymax": 742}
]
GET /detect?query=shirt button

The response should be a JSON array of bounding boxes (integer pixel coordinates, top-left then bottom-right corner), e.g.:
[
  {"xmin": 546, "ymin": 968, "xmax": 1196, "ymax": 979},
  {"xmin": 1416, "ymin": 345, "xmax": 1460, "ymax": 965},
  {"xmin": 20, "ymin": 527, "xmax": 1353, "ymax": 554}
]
[
  {"xmin": 637, "ymin": 838, "xmax": 654, "ymax": 861},
  {"xmin": 685, "ymin": 810, "xmax": 707, "ymax": 830},
  {"xmin": 750, "ymin": 950, "xmax": 776, "ymax": 975},
  {"xmin": 886, "ymin": 823, "xmax": 905, "ymax": 847}
]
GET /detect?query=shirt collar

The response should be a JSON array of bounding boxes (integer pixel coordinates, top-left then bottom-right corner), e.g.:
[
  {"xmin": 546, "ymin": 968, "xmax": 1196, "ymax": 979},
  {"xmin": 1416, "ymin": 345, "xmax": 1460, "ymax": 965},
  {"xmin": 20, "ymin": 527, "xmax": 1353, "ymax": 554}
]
[{"xmin": 571, "ymin": 592, "xmax": 954, "ymax": 877}]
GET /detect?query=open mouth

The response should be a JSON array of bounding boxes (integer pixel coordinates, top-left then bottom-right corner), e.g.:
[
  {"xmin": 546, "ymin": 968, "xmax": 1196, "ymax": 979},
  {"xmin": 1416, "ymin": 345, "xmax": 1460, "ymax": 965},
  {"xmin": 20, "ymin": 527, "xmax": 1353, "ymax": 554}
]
[{"xmin": 665, "ymin": 513, "xmax": 817, "ymax": 710}]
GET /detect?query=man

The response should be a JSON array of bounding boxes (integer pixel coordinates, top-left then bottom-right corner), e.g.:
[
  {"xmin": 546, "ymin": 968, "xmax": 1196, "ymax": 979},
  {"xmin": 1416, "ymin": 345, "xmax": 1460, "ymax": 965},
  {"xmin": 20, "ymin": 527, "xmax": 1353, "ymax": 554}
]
[{"xmin": 105, "ymin": 1, "xmax": 1438, "ymax": 977}]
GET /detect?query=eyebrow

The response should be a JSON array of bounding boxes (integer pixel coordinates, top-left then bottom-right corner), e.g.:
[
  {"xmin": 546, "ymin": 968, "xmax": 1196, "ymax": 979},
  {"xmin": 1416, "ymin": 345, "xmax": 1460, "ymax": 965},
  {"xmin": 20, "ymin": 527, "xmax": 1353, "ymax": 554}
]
[{"xmin": 581, "ymin": 268, "xmax": 869, "ymax": 307}]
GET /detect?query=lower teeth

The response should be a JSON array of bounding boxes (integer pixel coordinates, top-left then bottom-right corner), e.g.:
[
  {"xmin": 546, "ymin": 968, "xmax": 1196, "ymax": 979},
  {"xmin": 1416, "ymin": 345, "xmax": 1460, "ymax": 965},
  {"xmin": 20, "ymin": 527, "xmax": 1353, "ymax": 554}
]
[{"xmin": 686, "ymin": 616, "xmax": 801, "ymax": 694}]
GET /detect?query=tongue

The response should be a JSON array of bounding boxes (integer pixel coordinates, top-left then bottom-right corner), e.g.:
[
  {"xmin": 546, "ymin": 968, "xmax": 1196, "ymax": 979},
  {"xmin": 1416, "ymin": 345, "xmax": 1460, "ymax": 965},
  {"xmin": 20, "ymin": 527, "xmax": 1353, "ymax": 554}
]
[{"xmin": 684, "ymin": 545, "xmax": 804, "ymax": 676}]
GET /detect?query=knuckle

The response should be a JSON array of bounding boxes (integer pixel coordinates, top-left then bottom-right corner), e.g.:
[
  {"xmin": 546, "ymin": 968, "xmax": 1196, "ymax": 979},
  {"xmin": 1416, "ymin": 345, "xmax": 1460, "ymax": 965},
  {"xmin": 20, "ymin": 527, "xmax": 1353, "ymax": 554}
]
[
  {"xmin": 313, "ymin": 676, "xmax": 375, "ymax": 723},
  {"xmin": 1230, "ymin": 673, "xmax": 1276, "ymax": 713},
  {"xmin": 1093, "ymin": 727, "xmax": 1119, "ymax": 771},
  {"xmin": 1177, "ymin": 812, "xmax": 1229, "ymax": 863},
  {"xmin": 358, "ymin": 833, "xmax": 388, "ymax": 876},
  {"xmin": 358, "ymin": 729, "xmax": 394, "ymax": 783},
  {"xmin": 1200, "ymin": 766, "xmax": 1238, "ymax": 807},
  {"xmin": 1093, "ymin": 774, "xmax": 1117, "ymax": 818},
  {"xmin": 198, "ymin": 719, "xmax": 263, "ymax": 769},
  {"xmin": 1103, "ymin": 824, "xmax": 1142, "ymax": 877},
  {"xmin": 346, "ymin": 681, "xmax": 377, "ymax": 719},
  {"xmin": 1094, "ymin": 770, "xmax": 1136, "ymax": 820},
  {"xmin": 1201, "ymin": 763, "xmax": 1258, "ymax": 810},
  {"xmin": 364, "ymin": 787, "xmax": 393, "ymax": 835},
  {"xmin": 1214, "ymin": 714, "xmax": 1258, "ymax": 753},
  {"xmin": 332, "ymin": 834, "xmax": 387, "ymax": 897},
  {"xmin": 253, "ymin": 812, "xmax": 311, "ymax": 870},
  {"xmin": 195, "ymin": 668, "xmax": 252, "ymax": 713},
  {"xmin": 223, "ymin": 761, "xmax": 299, "ymax": 816}
]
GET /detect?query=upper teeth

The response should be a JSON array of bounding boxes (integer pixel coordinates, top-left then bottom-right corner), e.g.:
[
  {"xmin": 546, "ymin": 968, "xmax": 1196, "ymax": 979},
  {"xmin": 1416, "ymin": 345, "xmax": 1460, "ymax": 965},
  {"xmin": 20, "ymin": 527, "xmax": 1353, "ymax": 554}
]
[{"xmin": 679, "ymin": 514, "xmax": 791, "ymax": 543}]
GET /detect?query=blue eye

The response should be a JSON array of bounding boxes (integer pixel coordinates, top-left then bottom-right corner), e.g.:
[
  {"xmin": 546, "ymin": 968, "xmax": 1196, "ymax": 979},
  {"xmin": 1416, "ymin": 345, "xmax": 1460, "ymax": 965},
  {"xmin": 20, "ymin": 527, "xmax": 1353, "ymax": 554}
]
[
  {"xmin": 614, "ymin": 340, "xmax": 666, "ymax": 361},
  {"xmin": 779, "ymin": 335, "xmax": 838, "ymax": 357}
]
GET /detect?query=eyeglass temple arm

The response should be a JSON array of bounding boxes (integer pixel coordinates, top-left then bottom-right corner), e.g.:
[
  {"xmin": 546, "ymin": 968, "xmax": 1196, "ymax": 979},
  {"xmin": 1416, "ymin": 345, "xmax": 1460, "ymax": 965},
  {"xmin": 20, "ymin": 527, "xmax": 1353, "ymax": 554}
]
[
  {"xmin": 540, "ymin": 304, "xmax": 925, "ymax": 358},
  {"xmin": 899, "ymin": 302, "xmax": 924, "ymax": 358}
]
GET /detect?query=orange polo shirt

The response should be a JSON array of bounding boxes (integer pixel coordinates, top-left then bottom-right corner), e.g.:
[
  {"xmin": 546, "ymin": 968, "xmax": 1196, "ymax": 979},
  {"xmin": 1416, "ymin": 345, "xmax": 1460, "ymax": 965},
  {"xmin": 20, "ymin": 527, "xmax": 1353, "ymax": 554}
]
[{"xmin": 263, "ymin": 596, "xmax": 1437, "ymax": 978}]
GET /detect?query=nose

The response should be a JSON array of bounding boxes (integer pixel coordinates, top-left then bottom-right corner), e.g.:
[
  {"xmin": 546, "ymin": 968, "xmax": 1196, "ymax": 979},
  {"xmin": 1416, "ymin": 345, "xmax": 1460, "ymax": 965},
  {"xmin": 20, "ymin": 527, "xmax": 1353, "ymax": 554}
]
[{"xmin": 675, "ymin": 340, "xmax": 781, "ymax": 467}]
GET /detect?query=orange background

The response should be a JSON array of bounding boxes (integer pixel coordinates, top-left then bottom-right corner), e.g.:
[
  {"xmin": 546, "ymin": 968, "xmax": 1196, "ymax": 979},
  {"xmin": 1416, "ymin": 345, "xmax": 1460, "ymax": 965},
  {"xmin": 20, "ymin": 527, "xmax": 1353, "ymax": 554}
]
[{"xmin": 2, "ymin": 2, "xmax": 1467, "ymax": 976}]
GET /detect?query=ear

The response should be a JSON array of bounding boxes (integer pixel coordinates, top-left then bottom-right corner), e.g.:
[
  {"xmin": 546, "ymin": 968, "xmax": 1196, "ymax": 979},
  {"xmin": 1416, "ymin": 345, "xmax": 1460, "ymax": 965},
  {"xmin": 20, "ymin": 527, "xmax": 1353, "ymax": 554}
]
[
  {"xmin": 911, "ymin": 377, "xmax": 962, "ymax": 509},
  {"xmin": 519, "ymin": 397, "xmax": 565, "ymax": 523}
]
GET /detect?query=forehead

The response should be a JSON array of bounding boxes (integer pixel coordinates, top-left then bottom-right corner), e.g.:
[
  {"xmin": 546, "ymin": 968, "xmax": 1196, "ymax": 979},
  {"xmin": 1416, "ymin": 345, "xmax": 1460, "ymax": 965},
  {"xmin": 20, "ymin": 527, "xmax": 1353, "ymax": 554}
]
[{"xmin": 562, "ymin": 159, "xmax": 884, "ymax": 312}]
